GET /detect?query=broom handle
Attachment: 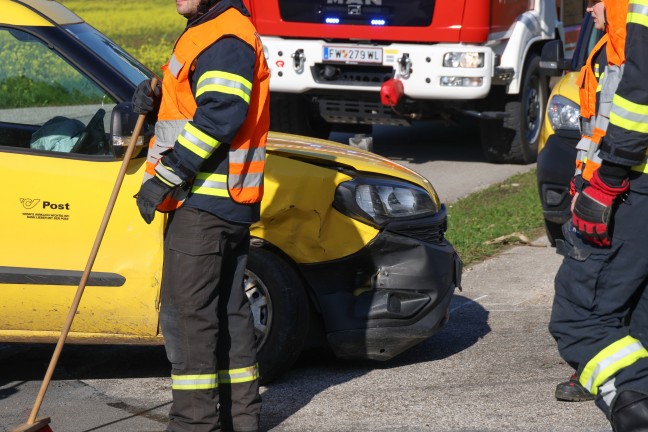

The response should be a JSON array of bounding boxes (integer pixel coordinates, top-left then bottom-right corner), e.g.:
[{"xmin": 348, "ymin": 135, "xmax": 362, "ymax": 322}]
[{"xmin": 27, "ymin": 78, "xmax": 158, "ymax": 425}]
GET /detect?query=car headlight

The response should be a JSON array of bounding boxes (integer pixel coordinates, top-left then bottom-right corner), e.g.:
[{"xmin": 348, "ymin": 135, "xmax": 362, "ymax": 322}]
[
  {"xmin": 547, "ymin": 94, "xmax": 580, "ymax": 132},
  {"xmin": 334, "ymin": 177, "xmax": 439, "ymax": 228},
  {"xmin": 443, "ymin": 52, "xmax": 484, "ymax": 68}
]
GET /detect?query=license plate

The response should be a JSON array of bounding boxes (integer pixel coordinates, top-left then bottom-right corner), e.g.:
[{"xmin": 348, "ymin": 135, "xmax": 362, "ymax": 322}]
[{"xmin": 323, "ymin": 46, "xmax": 383, "ymax": 64}]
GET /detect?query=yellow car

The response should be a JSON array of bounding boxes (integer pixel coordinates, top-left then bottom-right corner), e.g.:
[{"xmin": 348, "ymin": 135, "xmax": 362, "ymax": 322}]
[
  {"xmin": 0, "ymin": 0, "xmax": 462, "ymax": 382},
  {"xmin": 537, "ymin": 14, "xmax": 603, "ymax": 245}
]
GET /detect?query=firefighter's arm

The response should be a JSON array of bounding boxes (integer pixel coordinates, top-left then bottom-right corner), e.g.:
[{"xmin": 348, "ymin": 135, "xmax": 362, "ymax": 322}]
[
  {"xmin": 157, "ymin": 37, "xmax": 256, "ymax": 183},
  {"xmin": 599, "ymin": 16, "xmax": 648, "ymax": 167}
]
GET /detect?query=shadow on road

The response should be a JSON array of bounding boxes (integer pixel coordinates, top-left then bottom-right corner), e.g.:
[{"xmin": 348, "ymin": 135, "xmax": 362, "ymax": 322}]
[
  {"xmin": 0, "ymin": 344, "xmax": 169, "ymax": 386},
  {"xmin": 259, "ymin": 294, "xmax": 489, "ymax": 430},
  {"xmin": 0, "ymin": 294, "xmax": 488, "ymax": 432}
]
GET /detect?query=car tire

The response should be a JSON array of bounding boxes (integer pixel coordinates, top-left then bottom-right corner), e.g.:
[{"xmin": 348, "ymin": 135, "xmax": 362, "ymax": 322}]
[
  {"xmin": 270, "ymin": 92, "xmax": 331, "ymax": 139},
  {"xmin": 479, "ymin": 53, "xmax": 548, "ymax": 164},
  {"xmin": 245, "ymin": 246, "xmax": 310, "ymax": 384},
  {"xmin": 544, "ymin": 220, "xmax": 564, "ymax": 247}
]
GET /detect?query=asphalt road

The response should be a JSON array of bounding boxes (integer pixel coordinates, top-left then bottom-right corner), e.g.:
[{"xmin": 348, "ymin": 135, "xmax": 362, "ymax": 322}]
[{"xmin": 0, "ymin": 122, "xmax": 612, "ymax": 432}]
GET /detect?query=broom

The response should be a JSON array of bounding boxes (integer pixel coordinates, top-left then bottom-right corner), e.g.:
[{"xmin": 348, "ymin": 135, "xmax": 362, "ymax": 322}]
[{"xmin": 11, "ymin": 78, "xmax": 158, "ymax": 432}]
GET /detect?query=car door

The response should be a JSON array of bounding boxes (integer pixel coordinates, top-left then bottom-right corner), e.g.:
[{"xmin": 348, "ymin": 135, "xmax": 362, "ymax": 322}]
[{"xmin": 0, "ymin": 25, "xmax": 164, "ymax": 342}]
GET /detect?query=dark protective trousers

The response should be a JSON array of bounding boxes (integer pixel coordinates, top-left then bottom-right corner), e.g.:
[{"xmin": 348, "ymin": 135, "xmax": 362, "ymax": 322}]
[
  {"xmin": 550, "ymin": 190, "xmax": 648, "ymax": 418},
  {"xmin": 160, "ymin": 207, "xmax": 261, "ymax": 432}
]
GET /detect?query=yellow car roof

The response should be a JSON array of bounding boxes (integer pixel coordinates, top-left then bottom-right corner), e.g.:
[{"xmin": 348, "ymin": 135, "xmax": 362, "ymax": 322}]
[{"xmin": 2, "ymin": 0, "xmax": 83, "ymax": 27}]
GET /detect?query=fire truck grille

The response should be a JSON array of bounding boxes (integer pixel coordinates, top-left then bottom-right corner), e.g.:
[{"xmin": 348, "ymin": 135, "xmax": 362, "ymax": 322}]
[
  {"xmin": 318, "ymin": 97, "xmax": 411, "ymax": 126},
  {"xmin": 311, "ymin": 64, "xmax": 394, "ymax": 87}
]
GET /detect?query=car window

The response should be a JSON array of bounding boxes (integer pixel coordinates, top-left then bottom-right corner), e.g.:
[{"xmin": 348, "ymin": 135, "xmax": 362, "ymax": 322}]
[
  {"xmin": 0, "ymin": 27, "xmax": 116, "ymax": 154},
  {"xmin": 570, "ymin": 15, "xmax": 604, "ymax": 71}
]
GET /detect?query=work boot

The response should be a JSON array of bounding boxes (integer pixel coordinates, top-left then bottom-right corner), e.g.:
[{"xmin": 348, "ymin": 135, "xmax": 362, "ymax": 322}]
[
  {"xmin": 611, "ymin": 390, "xmax": 648, "ymax": 432},
  {"xmin": 555, "ymin": 373, "xmax": 596, "ymax": 402}
]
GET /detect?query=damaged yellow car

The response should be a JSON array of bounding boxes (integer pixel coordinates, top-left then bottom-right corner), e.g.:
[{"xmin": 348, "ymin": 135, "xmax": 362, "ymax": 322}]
[{"xmin": 0, "ymin": 0, "xmax": 462, "ymax": 382}]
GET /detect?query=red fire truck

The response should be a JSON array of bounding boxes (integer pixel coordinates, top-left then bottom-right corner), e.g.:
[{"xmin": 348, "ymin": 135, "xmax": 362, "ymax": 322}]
[{"xmin": 243, "ymin": 0, "xmax": 585, "ymax": 163}]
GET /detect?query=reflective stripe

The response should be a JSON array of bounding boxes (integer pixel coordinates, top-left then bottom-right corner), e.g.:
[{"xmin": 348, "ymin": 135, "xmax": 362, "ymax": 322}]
[
  {"xmin": 630, "ymin": 153, "xmax": 648, "ymax": 173},
  {"xmin": 171, "ymin": 373, "xmax": 218, "ymax": 390},
  {"xmin": 177, "ymin": 123, "xmax": 221, "ymax": 159},
  {"xmin": 230, "ymin": 146, "xmax": 265, "ymax": 165},
  {"xmin": 229, "ymin": 171, "xmax": 264, "ymax": 189},
  {"xmin": 580, "ymin": 336, "xmax": 648, "ymax": 395},
  {"xmin": 581, "ymin": 118, "xmax": 594, "ymax": 137},
  {"xmin": 192, "ymin": 172, "xmax": 229, "ymax": 197},
  {"xmin": 196, "ymin": 71, "xmax": 252, "ymax": 104},
  {"xmin": 629, "ymin": 1, "xmax": 648, "ymax": 27},
  {"xmin": 609, "ymin": 94, "xmax": 648, "ymax": 134},
  {"xmin": 218, "ymin": 365, "xmax": 259, "ymax": 384},
  {"xmin": 155, "ymin": 160, "xmax": 183, "ymax": 186},
  {"xmin": 168, "ymin": 53, "xmax": 183, "ymax": 78}
]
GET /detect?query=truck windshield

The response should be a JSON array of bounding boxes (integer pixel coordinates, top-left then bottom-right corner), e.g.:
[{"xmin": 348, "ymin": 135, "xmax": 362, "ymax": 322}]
[
  {"xmin": 64, "ymin": 23, "xmax": 152, "ymax": 86},
  {"xmin": 279, "ymin": 0, "xmax": 435, "ymax": 27}
]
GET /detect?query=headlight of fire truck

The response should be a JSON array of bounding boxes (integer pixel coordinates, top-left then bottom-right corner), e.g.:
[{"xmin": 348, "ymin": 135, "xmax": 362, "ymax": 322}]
[
  {"xmin": 334, "ymin": 177, "xmax": 439, "ymax": 228},
  {"xmin": 442, "ymin": 52, "xmax": 484, "ymax": 68},
  {"xmin": 547, "ymin": 95, "xmax": 580, "ymax": 132}
]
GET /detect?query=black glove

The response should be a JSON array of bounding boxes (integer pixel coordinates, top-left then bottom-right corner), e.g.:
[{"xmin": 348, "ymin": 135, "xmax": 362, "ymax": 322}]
[
  {"xmin": 136, "ymin": 176, "xmax": 173, "ymax": 224},
  {"xmin": 132, "ymin": 79, "xmax": 161, "ymax": 115}
]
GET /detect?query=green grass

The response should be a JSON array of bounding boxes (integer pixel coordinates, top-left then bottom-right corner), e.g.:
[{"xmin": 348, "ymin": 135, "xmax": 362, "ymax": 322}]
[
  {"xmin": 446, "ymin": 169, "xmax": 545, "ymax": 267},
  {"xmin": 59, "ymin": 1, "xmax": 547, "ymax": 266}
]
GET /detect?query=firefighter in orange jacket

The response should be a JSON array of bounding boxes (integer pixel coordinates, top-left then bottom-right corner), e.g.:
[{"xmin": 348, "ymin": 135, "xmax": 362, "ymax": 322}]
[
  {"xmin": 555, "ymin": 0, "xmax": 627, "ymax": 403},
  {"xmin": 133, "ymin": 0, "xmax": 270, "ymax": 431},
  {"xmin": 573, "ymin": 0, "xmax": 628, "ymax": 189},
  {"xmin": 550, "ymin": 0, "xmax": 648, "ymax": 429}
]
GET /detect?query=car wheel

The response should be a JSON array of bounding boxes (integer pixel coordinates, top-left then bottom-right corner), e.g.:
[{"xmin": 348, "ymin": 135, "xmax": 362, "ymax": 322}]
[
  {"xmin": 270, "ymin": 92, "xmax": 331, "ymax": 139},
  {"xmin": 544, "ymin": 220, "xmax": 564, "ymax": 247},
  {"xmin": 479, "ymin": 53, "xmax": 548, "ymax": 164},
  {"xmin": 245, "ymin": 246, "xmax": 310, "ymax": 384}
]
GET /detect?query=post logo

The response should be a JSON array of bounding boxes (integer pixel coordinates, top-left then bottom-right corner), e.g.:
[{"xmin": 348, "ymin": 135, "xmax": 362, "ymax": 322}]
[{"xmin": 20, "ymin": 198, "xmax": 40, "ymax": 209}]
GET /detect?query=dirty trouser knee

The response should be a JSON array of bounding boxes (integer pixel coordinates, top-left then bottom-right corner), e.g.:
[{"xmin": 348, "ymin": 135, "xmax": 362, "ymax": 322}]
[
  {"xmin": 160, "ymin": 207, "xmax": 261, "ymax": 432},
  {"xmin": 549, "ymin": 192, "xmax": 648, "ymax": 420}
]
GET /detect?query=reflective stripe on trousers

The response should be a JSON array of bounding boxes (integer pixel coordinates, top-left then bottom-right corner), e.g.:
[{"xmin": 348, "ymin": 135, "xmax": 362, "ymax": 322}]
[
  {"xmin": 160, "ymin": 207, "xmax": 260, "ymax": 432},
  {"xmin": 549, "ymin": 193, "xmax": 648, "ymax": 417}
]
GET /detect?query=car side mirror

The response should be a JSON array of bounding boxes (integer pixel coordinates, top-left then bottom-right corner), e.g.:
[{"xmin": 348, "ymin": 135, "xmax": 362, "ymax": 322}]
[
  {"xmin": 109, "ymin": 101, "xmax": 150, "ymax": 158},
  {"xmin": 539, "ymin": 40, "xmax": 571, "ymax": 76}
]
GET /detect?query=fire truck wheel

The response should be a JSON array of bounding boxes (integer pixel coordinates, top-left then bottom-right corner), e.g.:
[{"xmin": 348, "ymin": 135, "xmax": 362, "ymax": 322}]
[
  {"xmin": 479, "ymin": 53, "xmax": 548, "ymax": 164},
  {"xmin": 270, "ymin": 92, "xmax": 331, "ymax": 139},
  {"xmin": 245, "ymin": 246, "xmax": 310, "ymax": 384}
]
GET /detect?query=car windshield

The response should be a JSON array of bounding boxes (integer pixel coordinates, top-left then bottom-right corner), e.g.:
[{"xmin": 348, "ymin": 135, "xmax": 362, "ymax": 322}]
[{"xmin": 64, "ymin": 23, "xmax": 152, "ymax": 86}]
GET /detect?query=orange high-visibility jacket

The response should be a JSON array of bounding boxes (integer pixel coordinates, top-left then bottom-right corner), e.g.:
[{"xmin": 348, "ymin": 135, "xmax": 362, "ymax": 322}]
[
  {"xmin": 144, "ymin": 7, "xmax": 270, "ymax": 211},
  {"xmin": 576, "ymin": 0, "xmax": 628, "ymax": 181}
]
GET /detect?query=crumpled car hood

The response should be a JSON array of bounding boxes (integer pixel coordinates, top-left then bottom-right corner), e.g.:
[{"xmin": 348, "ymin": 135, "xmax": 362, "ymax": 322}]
[{"xmin": 266, "ymin": 132, "xmax": 439, "ymax": 203}]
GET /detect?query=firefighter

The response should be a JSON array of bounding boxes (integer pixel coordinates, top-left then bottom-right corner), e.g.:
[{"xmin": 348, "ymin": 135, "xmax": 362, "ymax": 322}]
[
  {"xmin": 549, "ymin": 0, "xmax": 648, "ymax": 429},
  {"xmin": 555, "ymin": 0, "xmax": 627, "ymax": 403},
  {"xmin": 133, "ymin": 0, "xmax": 270, "ymax": 431}
]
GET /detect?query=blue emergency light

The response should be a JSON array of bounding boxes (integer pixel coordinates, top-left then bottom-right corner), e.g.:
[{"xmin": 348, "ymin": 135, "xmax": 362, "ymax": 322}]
[
  {"xmin": 325, "ymin": 17, "xmax": 340, "ymax": 24},
  {"xmin": 370, "ymin": 19, "xmax": 386, "ymax": 26}
]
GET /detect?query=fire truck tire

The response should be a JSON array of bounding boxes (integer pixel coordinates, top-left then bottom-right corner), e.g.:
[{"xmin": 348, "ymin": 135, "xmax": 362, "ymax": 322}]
[
  {"xmin": 246, "ymin": 246, "xmax": 310, "ymax": 384},
  {"xmin": 270, "ymin": 92, "xmax": 331, "ymax": 139},
  {"xmin": 479, "ymin": 53, "xmax": 547, "ymax": 164}
]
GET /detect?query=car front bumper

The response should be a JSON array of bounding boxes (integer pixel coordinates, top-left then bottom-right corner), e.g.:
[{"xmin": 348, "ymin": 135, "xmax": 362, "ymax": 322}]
[
  {"xmin": 299, "ymin": 227, "xmax": 462, "ymax": 361},
  {"xmin": 537, "ymin": 131, "xmax": 579, "ymax": 225}
]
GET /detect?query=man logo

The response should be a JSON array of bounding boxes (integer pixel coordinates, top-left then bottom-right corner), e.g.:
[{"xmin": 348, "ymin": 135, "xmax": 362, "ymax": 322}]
[{"xmin": 20, "ymin": 198, "xmax": 40, "ymax": 210}]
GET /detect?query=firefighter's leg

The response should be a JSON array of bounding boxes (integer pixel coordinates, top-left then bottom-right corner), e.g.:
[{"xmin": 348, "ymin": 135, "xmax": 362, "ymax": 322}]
[
  {"xmin": 160, "ymin": 207, "xmax": 225, "ymax": 432},
  {"xmin": 549, "ymin": 221, "xmax": 630, "ymax": 371},
  {"xmin": 606, "ymin": 249, "xmax": 648, "ymax": 431},
  {"xmin": 216, "ymin": 224, "xmax": 261, "ymax": 432},
  {"xmin": 551, "ymin": 192, "xmax": 648, "ymax": 425}
]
